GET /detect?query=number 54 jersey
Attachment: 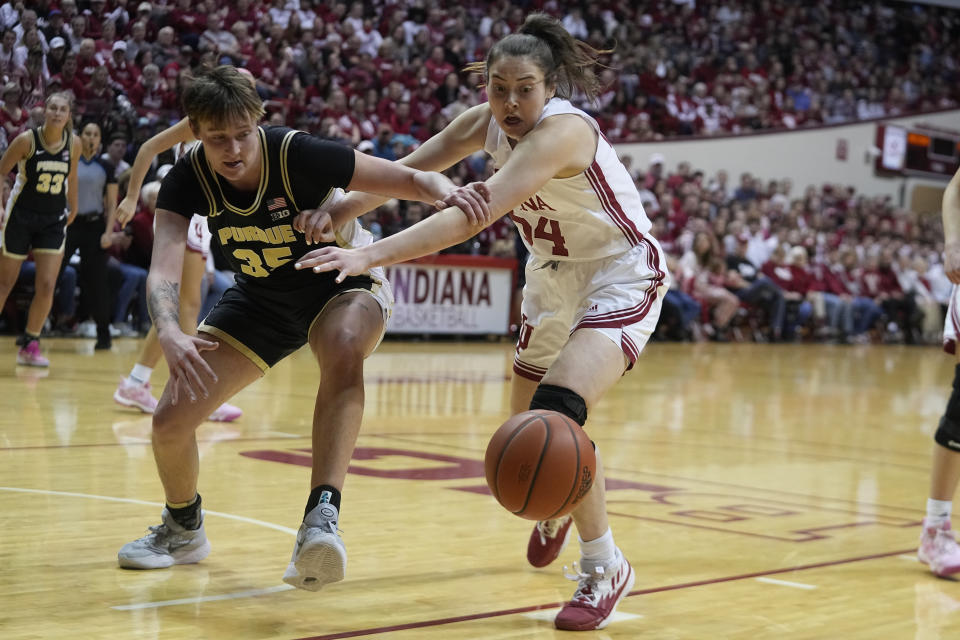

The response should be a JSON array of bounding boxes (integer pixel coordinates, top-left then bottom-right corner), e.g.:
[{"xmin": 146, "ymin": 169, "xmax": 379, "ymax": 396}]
[
  {"xmin": 483, "ymin": 97, "xmax": 653, "ymax": 262},
  {"xmin": 156, "ymin": 126, "xmax": 359, "ymax": 292}
]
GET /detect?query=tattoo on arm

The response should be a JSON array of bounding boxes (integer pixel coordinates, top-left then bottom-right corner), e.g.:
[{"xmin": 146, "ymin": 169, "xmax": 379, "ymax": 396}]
[{"xmin": 148, "ymin": 280, "xmax": 180, "ymax": 330}]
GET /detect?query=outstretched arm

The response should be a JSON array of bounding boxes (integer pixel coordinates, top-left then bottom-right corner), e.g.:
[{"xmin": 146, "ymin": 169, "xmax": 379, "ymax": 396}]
[
  {"xmin": 117, "ymin": 118, "xmax": 194, "ymax": 226},
  {"xmin": 294, "ymin": 104, "xmax": 492, "ymax": 243},
  {"xmin": 296, "ymin": 114, "xmax": 595, "ymax": 280}
]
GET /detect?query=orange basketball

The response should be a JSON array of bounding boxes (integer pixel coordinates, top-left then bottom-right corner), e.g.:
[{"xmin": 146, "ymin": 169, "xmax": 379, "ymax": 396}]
[{"xmin": 484, "ymin": 409, "xmax": 596, "ymax": 521}]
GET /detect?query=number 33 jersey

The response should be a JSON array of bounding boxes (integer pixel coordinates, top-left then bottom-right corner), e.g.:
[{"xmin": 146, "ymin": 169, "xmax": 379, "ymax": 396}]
[
  {"xmin": 8, "ymin": 127, "xmax": 72, "ymax": 215},
  {"xmin": 483, "ymin": 97, "xmax": 653, "ymax": 261},
  {"xmin": 156, "ymin": 126, "xmax": 356, "ymax": 291}
]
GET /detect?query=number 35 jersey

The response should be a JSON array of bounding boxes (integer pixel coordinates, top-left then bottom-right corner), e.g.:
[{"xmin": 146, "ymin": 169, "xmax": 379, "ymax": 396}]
[
  {"xmin": 157, "ymin": 126, "xmax": 356, "ymax": 291},
  {"xmin": 8, "ymin": 127, "xmax": 72, "ymax": 215},
  {"xmin": 482, "ymin": 97, "xmax": 653, "ymax": 262}
]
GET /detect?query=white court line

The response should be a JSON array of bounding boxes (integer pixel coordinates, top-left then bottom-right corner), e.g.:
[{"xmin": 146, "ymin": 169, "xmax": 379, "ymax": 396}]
[
  {"xmin": 0, "ymin": 487, "xmax": 299, "ymax": 610},
  {"xmin": 111, "ymin": 584, "xmax": 296, "ymax": 610},
  {"xmin": 900, "ymin": 554, "xmax": 919, "ymax": 561},
  {"xmin": 755, "ymin": 577, "xmax": 817, "ymax": 590},
  {"xmin": 0, "ymin": 487, "xmax": 298, "ymax": 536},
  {"xmin": 522, "ymin": 608, "xmax": 643, "ymax": 623}
]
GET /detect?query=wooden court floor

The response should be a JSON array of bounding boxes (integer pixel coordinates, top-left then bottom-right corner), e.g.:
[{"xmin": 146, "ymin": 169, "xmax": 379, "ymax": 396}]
[{"xmin": 2, "ymin": 337, "xmax": 960, "ymax": 639}]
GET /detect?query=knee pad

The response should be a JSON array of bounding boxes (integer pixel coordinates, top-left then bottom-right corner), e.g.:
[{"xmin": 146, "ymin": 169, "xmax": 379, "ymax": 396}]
[
  {"xmin": 530, "ymin": 383, "xmax": 587, "ymax": 427},
  {"xmin": 935, "ymin": 364, "xmax": 960, "ymax": 451}
]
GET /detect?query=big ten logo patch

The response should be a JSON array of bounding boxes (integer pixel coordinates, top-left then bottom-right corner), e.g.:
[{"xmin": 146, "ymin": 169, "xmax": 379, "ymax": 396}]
[{"xmin": 241, "ymin": 446, "xmax": 922, "ymax": 543}]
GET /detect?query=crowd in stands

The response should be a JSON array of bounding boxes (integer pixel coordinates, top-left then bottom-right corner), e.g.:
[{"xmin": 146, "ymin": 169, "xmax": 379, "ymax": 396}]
[
  {"xmin": 0, "ymin": 0, "xmax": 957, "ymax": 345},
  {"xmin": 637, "ymin": 158, "xmax": 950, "ymax": 344}
]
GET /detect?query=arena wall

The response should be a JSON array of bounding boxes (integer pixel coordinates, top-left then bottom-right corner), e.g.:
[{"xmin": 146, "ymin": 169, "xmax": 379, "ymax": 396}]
[{"xmin": 617, "ymin": 109, "xmax": 960, "ymax": 211}]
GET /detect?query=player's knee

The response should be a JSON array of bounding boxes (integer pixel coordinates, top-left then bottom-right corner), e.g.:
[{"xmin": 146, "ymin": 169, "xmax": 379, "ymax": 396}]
[
  {"xmin": 935, "ymin": 364, "xmax": 960, "ymax": 452},
  {"xmin": 152, "ymin": 404, "xmax": 193, "ymax": 440},
  {"xmin": 529, "ymin": 383, "xmax": 587, "ymax": 426}
]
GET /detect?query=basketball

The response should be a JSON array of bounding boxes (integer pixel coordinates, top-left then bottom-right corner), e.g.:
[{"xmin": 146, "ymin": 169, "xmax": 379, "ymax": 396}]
[{"xmin": 484, "ymin": 410, "xmax": 596, "ymax": 521}]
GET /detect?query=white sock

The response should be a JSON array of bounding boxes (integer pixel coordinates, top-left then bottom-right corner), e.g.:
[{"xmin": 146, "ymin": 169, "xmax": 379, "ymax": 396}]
[
  {"xmin": 129, "ymin": 364, "xmax": 153, "ymax": 385},
  {"xmin": 579, "ymin": 528, "xmax": 618, "ymax": 573},
  {"xmin": 927, "ymin": 498, "xmax": 952, "ymax": 527}
]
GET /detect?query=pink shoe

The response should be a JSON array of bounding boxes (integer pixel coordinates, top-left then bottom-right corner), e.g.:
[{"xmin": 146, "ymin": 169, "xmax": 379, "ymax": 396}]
[
  {"xmin": 555, "ymin": 552, "xmax": 635, "ymax": 631},
  {"xmin": 527, "ymin": 516, "xmax": 573, "ymax": 568},
  {"xmin": 208, "ymin": 402, "xmax": 242, "ymax": 422},
  {"xmin": 919, "ymin": 519, "xmax": 960, "ymax": 577},
  {"xmin": 16, "ymin": 340, "xmax": 49, "ymax": 367},
  {"xmin": 113, "ymin": 377, "xmax": 158, "ymax": 413}
]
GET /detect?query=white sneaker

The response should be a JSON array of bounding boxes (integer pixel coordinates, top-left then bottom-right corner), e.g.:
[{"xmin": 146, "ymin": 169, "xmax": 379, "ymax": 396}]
[
  {"xmin": 114, "ymin": 377, "xmax": 159, "ymax": 413},
  {"xmin": 118, "ymin": 508, "xmax": 210, "ymax": 569},
  {"xmin": 282, "ymin": 503, "xmax": 346, "ymax": 591}
]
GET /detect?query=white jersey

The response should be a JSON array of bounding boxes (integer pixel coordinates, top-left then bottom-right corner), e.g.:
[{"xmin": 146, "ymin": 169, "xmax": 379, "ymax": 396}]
[{"xmin": 483, "ymin": 97, "xmax": 652, "ymax": 261}]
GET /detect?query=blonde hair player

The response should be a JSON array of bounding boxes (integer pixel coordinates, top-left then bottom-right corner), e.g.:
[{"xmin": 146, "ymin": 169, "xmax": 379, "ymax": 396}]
[
  {"xmin": 919, "ymin": 166, "xmax": 960, "ymax": 576},
  {"xmin": 115, "ymin": 66, "xmax": 490, "ymax": 593},
  {"xmin": 295, "ymin": 13, "xmax": 668, "ymax": 631},
  {"xmin": 0, "ymin": 92, "xmax": 79, "ymax": 367}
]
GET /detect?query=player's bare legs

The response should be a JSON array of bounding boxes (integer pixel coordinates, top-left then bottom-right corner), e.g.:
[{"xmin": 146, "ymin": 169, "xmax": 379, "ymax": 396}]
[
  {"xmin": 513, "ymin": 328, "xmax": 636, "ymax": 630},
  {"xmin": 117, "ymin": 336, "xmax": 262, "ymax": 569},
  {"xmin": 282, "ymin": 291, "xmax": 385, "ymax": 592},
  {"xmin": 25, "ymin": 252, "xmax": 63, "ymax": 337},
  {"xmin": 151, "ymin": 336, "xmax": 261, "ymax": 502},
  {"xmin": 920, "ymin": 351, "xmax": 960, "ymax": 577}
]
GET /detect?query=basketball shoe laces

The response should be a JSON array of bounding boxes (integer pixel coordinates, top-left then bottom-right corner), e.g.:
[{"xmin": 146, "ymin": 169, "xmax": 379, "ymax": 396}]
[
  {"xmin": 536, "ymin": 518, "xmax": 567, "ymax": 546},
  {"xmin": 562, "ymin": 561, "xmax": 612, "ymax": 608},
  {"xmin": 137, "ymin": 522, "xmax": 193, "ymax": 552}
]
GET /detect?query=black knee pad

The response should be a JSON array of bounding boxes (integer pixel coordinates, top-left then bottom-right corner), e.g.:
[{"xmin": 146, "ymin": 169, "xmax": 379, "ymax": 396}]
[
  {"xmin": 935, "ymin": 364, "xmax": 960, "ymax": 451},
  {"xmin": 530, "ymin": 383, "xmax": 587, "ymax": 426}
]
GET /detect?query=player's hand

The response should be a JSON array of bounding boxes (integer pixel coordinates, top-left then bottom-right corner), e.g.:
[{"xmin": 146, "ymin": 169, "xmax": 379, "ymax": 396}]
[
  {"xmin": 946, "ymin": 242, "xmax": 960, "ymax": 284},
  {"xmin": 433, "ymin": 181, "xmax": 492, "ymax": 226},
  {"xmin": 116, "ymin": 196, "xmax": 137, "ymax": 227},
  {"xmin": 295, "ymin": 246, "xmax": 370, "ymax": 283},
  {"xmin": 99, "ymin": 232, "xmax": 112, "ymax": 249},
  {"xmin": 157, "ymin": 327, "xmax": 219, "ymax": 405},
  {"xmin": 293, "ymin": 208, "xmax": 336, "ymax": 245}
]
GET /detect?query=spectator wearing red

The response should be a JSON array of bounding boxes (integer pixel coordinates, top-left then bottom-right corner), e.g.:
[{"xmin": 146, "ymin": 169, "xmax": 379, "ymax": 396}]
[
  {"xmin": 84, "ymin": 0, "xmax": 109, "ymax": 40},
  {"xmin": 0, "ymin": 82, "xmax": 28, "ymax": 144},
  {"xmin": 860, "ymin": 251, "xmax": 922, "ymax": 343},
  {"xmin": 170, "ymin": 0, "xmax": 207, "ymax": 38},
  {"xmin": 107, "ymin": 40, "xmax": 140, "ymax": 93},
  {"xmin": 128, "ymin": 63, "xmax": 172, "ymax": 118},
  {"xmin": 162, "ymin": 45, "xmax": 194, "ymax": 86},
  {"xmin": 411, "ymin": 80, "xmax": 441, "ymax": 128},
  {"xmin": 79, "ymin": 65, "xmax": 115, "ymax": 122},
  {"xmin": 49, "ymin": 53, "xmax": 85, "ymax": 99},
  {"xmin": 225, "ymin": 0, "xmax": 261, "ymax": 32},
  {"xmin": 424, "ymin": 45, "xmax": 454, "ymax": 87},
  {"xmin": 388, "ymin": 100, "xmax": 416, "ymax": 137},
  {"xmin": 761, "ymin": 245, "xmax": 813, "ymax": 340},
  {"xmin": 377, "ymin": 80, "xmax": 406, "ymax": 122},
  {"xmin": 76, "ymin": 38, "xmax": 104, "ymax": 83}
]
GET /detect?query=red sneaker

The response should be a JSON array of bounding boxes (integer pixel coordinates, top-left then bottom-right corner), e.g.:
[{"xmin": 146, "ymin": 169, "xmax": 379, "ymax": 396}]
[
  {"xmin": 526, "ymin": 516, "xmax": 573, "ymax": 568},
  {"xmin": 555, "ymin": 553, "xmax": 635, "ymax": 631}
]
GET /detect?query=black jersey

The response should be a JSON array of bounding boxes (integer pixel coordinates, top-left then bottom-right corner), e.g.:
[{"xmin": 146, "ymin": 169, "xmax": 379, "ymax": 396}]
[
  {"xmin": 156, "ymin": 126, "xmax": 356, "ymax": 291},
  {"xmin": 9, "ymin": 127, "xmax": 72, "ymax": 215}
]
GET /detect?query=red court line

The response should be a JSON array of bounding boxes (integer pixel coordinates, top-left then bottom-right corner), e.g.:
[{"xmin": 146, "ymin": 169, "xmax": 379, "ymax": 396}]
[{"xmin": 295, "ymin": 548, "xmax": 914, "ymax": 639}]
